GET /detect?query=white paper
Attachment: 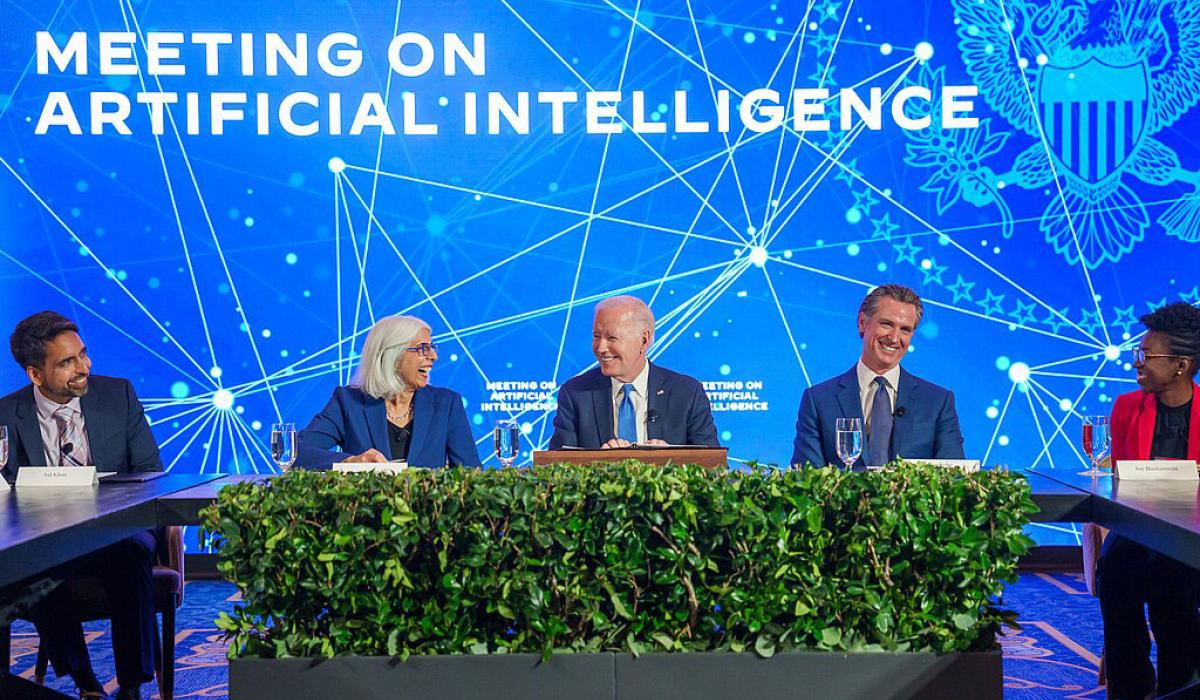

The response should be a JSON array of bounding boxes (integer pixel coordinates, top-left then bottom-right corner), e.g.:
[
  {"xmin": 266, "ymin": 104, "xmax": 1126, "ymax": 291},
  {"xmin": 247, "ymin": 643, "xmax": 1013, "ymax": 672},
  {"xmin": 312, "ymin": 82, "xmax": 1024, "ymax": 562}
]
[
  {"xmin": 16, "ymin": 465, "xmax": 99, "ymax": 487},
  {"xmin": 333, "ymin": 462, "xmax": 407, "ymax": 474},
  {"xmin": 1115, "ymin": 460, "xmax": 1199, "ymax": 481},
  {"xmin": 900, "ymin": 458, "xmax": 981, "ymax": 473}
]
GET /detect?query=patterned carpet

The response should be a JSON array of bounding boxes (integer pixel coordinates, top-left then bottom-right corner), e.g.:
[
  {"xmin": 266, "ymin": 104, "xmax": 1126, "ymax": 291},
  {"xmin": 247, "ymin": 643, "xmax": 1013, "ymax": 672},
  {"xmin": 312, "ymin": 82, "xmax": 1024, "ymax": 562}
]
[{"xmin": 7, "ymin": 572, "xmax": 1110, "ymax": 698}]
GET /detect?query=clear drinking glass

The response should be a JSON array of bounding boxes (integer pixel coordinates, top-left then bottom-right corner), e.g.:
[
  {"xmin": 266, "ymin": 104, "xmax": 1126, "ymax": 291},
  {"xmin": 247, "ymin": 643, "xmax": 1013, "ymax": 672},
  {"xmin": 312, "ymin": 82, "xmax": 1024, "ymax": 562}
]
[
  {"xmin": 1079, "ymin": 415, "xmax": 1111, "ymax": 477},
  {"xmin": 493, "ymin": 419, "xmax": 519, "ymax": 468},
  {"xmin": 0, "ymin": 425, "xmax": 8, "ymax": 468},
  {"xmin": 270, "ymin": 422, "xmax": 297, "ymax": 472},
  {"xmin": 835, "ymin": 417, "xmax": 863, "ymax": 470}
]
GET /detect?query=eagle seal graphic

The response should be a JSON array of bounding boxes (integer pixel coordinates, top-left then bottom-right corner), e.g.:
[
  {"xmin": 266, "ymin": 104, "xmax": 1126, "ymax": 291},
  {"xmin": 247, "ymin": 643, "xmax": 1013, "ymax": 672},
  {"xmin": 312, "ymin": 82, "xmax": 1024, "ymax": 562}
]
[{"xmin": 908, "ymin": 0, "xmax": 1200, "ymax": 269}]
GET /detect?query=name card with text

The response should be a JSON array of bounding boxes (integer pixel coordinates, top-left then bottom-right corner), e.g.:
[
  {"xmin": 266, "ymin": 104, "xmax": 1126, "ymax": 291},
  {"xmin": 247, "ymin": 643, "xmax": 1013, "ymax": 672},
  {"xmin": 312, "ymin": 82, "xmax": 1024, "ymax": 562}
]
[
  {"xmin": 1115, "ymin": 460, "xmax": 1199, "ymax": 481},
  {"xmin": 16, "ymin": 466, "xmax": 99, "ymax": 487},
  {"xmin": 333, "ymin": 462, "xmax": 407, "ymax": 474}
]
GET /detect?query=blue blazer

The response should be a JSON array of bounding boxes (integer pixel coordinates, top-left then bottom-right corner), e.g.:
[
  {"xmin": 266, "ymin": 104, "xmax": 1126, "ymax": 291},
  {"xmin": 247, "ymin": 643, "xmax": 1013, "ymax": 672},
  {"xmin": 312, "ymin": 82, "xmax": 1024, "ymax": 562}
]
[
  {"xmin": 0, "ymin": 375, "xmax": 163, "ymax": 483},
  {"xmin": 549, "ymin": 363, "xmax": 720, "ymax": 449},
  {"xmin": 297, "ymin": 385, "xmax": 481, "ymax": 469},
  {"xmin": 790, "ymin": 366, "xmax": 964, "ymax": 468}
]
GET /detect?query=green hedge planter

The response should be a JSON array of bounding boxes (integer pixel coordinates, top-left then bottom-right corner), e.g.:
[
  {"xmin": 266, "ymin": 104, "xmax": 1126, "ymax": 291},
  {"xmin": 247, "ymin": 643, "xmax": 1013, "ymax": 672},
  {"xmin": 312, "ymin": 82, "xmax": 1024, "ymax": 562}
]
[{"xmin": 204, "ymin": 462, "xmax": 1034, "ymax": 698}]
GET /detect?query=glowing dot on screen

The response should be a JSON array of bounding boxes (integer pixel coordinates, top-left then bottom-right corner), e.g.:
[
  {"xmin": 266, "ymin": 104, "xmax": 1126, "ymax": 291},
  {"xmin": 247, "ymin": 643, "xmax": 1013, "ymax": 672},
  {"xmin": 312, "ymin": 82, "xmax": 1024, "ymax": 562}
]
[
  {"xmin": 209, "ymin": 366, "xmax": 223, "ymax": 379},
  {"xmin": 743, "ymin": 31, "xmax": 756, "ymax": 44},
  {"xmin": 721, "ymin": 430, "xmax": 733, "ymax": 442},
  {"xmin": 1036, "ymin": 53, "xmax": 1049, "ymax": 66},
  {"xmin": 285, "ymin": 253, "xmax": 298, "ymax": 265},
  {"xmin": 876, "ymin": 262, "xmax": 887, "ymax": 272},
  {"xmin": 914, "ymin": 42, "xmax": 934, "ymax": 60},
  {"xmin": 920, "ymin": 258, "xmax": 932, "ymax": 270},
  {"xmin": 809, "ymin": 21, "xmax": 818, "ymax": 30},
  {"xmin": 847, "ymin": 243, "xmax": 861, "ymax": 256},
  {"xmin": 719, "ymin": 364, "xmax": 731, "ymax": 376},
  {"xmin": 995, "ymin": 356, "xmax": 1011, "ymax": 371},
  {"xmin": 261, "ymin": 329, "xmax": 272, "ymax": 338},
  {"xmin": 76, "ymin": 180, "xmax": 88, "ymax": 192},
  {"xmin": 251, "ymin": 420, "xmax": 262, "ymax": 431},
  {"xmin": 992, "ymin": 246, "xmax": 1001, "ymax": 254},
  {"xmin": 244, "ymin": 217, "xmax": 255, "ymax": 227},
  {"xmin": 998, "ymin": 435, "xmax": 1010, "ymax": 447},
  {"xmin": 437, "ymin": 96, "xmax": 449, "ymax": 107},
  {"xmin": 280, "ymin": 350, "xmax": 289, "ymax": 358},
  {"xmin": 450, "ymin": 353, "xmax": 459, "ymax": 361},
  {"xmin": 1018, "ymin": 57, "xmax": 1029, "ymax": 69},
  {"xmin": 78, "ymin": 246, "xmax": 89, "ymax": 256},
  {"xmin": 845, "ymin": 207, "xmax": 862, "ymax": 224},
  {"xmin": 521, "ymin": 422, "xmax": 533, "ymax": 435},
  {"xmin": 236, "ymin": 405, "xmax": 245, "ymax": 415},
  {"xmin": 880, "ymin": 43, "xmax": 893, "ymax": 55},
  {"xmin": 746, "ymin": 225, "xmax": 757, "ymax": 235},
  {"xmin": 986, "ymin": 406, "xmax": 999, "ymax": 419},
  {"xmin": 328, "ymin": 157, "xmax": 346, "ymax": 173},
  {"xmin": 1104, "ymin": 345, "xmax": 1121, "ymax": 361},
  {"xmin": 748, "ymin": 246, "xmax": 769, "ymax": 267},
  {"xmin": 1059, "ymin": 398, "xmax": 1072, "ymax": 411},
  {"xmin": 170, "ymin": 381, "xmax": 190, "ymax": 399},
  {"xmin": 1008, "ymin": 361, "xmax": 1030, "ymax": 384},
  {"xmin": 213, "ymin": 389, "xmax": 235, "ymax": 410}
]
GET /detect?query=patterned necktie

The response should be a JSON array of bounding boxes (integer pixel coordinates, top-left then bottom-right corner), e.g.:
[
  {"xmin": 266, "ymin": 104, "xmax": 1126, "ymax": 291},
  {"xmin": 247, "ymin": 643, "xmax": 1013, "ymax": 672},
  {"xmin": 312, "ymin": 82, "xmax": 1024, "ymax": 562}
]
[
  {"xmin": 617, "ymin": 384, "xmax": 637, "ymax": 443},
  {"xmin": 867, "ymin": 376, "xmax": 893, "ymax": 467},
  {"xmin": 53, "ymin": 405, "xmax": 84, "ymax": 466}
]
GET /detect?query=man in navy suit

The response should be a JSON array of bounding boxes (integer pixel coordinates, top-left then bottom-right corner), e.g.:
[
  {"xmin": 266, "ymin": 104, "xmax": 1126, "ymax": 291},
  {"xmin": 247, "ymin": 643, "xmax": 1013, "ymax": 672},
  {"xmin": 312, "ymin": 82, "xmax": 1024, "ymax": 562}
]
[
  {"xmin": 549, "ymin": 296, "xmax": 719, "ymax": 449},
  {"xmin": 0, "ymin": 311, "xmax": 161, "ymax": 700},
  {"xmin": 791, "ymin": 285, "xmax": 964, "ymax": 468}
]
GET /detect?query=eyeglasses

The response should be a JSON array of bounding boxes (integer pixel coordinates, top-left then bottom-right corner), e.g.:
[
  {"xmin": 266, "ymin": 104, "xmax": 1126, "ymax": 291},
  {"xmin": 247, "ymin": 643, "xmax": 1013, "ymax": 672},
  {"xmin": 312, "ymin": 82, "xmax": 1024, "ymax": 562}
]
[
  {"xmin": 404, "ymin": 342, "xmax": 439, "ymax": 358},
  {"xmin": 1131, "ymin": 347, "xmax": 1179, "ymax": 363}
]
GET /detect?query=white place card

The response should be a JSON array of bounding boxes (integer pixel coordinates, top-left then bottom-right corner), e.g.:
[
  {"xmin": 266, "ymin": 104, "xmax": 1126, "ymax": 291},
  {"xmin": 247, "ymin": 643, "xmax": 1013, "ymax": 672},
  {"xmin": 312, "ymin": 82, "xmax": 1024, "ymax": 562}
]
[
  {"xmin": 333, "ymin": 462, "xmax": 407, "ymax": 474},
  {"xmin": 16, "ymin": 465, "xmax": 99, "ymax": 487},
  {"xmin": 1115, "ymin": 460, "xmax": 1199, "ymax": 481},
  {"xmin": 900, "ymin": 459, "xmax": 981, "ymax": 473}
]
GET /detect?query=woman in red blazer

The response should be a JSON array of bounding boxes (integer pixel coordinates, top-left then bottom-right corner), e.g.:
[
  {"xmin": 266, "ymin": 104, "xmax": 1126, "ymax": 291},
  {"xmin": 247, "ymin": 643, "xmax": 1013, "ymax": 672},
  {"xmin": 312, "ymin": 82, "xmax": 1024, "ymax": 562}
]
[{"xmin": 1098, "ymin": 302, "xmax": 1200, "ymax": 699}]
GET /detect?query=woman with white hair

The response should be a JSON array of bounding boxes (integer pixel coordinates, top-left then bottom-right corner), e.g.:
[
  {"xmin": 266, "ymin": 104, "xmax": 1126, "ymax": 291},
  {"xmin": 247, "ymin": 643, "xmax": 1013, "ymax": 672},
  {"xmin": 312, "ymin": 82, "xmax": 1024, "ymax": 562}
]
[{"xmin": 296, "ymin": 315, "xmax": 480, "ymax": 469}]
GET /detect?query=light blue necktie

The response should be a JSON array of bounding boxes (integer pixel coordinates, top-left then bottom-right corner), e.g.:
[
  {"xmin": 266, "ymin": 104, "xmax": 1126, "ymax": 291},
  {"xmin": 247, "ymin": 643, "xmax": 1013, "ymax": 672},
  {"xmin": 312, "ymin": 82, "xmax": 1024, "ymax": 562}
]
[
  {"xmin": 617, "ymin": 384, "xmax": 637, "ymax": 443},
  {"xmin": 867, "ymin": 376, "xmax": 893, "ymax": 467}
]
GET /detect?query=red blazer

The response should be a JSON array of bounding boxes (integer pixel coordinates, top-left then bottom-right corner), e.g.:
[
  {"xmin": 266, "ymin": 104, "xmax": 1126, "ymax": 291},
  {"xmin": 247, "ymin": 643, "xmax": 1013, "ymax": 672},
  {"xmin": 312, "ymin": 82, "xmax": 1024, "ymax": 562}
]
[{"xmin": 1110, "ymin": 384, "xmax": 1200, "ymax": 462}]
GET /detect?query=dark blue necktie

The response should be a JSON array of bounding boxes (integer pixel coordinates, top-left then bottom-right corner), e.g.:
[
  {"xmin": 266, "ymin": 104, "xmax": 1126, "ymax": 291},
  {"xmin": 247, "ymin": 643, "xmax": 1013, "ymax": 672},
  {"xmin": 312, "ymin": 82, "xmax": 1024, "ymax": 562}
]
[
  {"xmin": 617, "ymin": 384, "xmax": 637, "ymax": 442},
  {"xmin": 867, "ymin": 376, "xmax": 893, "ymax": 466}
]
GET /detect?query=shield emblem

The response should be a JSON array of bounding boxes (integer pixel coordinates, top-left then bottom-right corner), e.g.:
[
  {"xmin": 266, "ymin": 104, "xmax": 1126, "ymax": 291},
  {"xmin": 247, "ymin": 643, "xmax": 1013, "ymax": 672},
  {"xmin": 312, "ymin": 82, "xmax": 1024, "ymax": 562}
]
[{"xmin": 1037, "ymin": 57, "xmax": 1149, "ymax": 184}]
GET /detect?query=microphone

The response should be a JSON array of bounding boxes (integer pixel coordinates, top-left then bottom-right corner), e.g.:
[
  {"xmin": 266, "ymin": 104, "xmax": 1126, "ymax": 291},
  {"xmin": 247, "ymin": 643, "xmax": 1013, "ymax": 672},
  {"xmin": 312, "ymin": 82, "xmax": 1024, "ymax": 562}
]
[
  {"xmin": 60, "ymin": 442, "xmax": 74, "ymax": 456},
  {"xmin": 646, "ymin": 409, "xmax": 659, "ymax": 425},
  {"xmin": 893, "ymin": 406, "xmax": 907, "ymax": 418}
]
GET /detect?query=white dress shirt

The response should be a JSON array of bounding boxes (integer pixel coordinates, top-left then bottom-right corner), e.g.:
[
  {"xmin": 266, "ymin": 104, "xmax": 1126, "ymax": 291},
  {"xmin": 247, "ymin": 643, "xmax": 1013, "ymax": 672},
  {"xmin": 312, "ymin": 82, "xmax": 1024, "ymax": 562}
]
[
  {"xmin": 33, "ymin": 387, "xmax": 92, "ymax": 466},
  {"xmin": 610, "ymin": 360, "xmax": 650, "ymax": 444},
  {"xmin": 856, "ymin": 360, "xmax": 900, "ymax": 439}
]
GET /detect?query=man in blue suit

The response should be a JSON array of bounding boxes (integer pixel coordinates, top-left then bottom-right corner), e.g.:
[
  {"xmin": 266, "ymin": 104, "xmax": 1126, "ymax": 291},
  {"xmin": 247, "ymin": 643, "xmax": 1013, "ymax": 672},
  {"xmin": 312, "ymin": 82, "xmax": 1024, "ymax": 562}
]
[
  {"xmin": 0, "ymin": 311, "xmax": 161, "ymax": 700},
  {"xmin": 791, "ymin": 285, "xmax": 964, "ymax": 468},
  {"xmin": 550, "ymin": 296, "xmax": 719, "ymax": 449}
]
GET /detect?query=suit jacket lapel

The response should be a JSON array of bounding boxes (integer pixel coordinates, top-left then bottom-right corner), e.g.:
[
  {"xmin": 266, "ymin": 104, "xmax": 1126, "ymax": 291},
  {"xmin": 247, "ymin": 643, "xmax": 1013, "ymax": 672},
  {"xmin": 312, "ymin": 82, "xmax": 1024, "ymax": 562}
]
[
  {"xmin": 1135, "ymin": 391, "xmax": 1156, "ymax": 460},
  {"xmin": 591, "ymin": 370, "xmax": 614, "ymax": 445},
  {"xmin": 408, "ymin": 388, "xmax": 431, "ymax": 464},
  {"xmin": 80, "ymin": 388, "xmax": 107, "ymax": 467},
  {"xmin": 892, "ymin": 368, "xmax": 919, "ymax": 460},
  {"xmin": 364, "ymin": 395, "xmax": 389, "ymax": 457},
  {"xmin": 14, "ymin": 390, "xmax": 46, "ymax": 467},
  {"xmin": 835, "ymin": 367, "xmax": 862, "ymax": 422},
  {"xmin": 646, "ymin": 363, "xmax": 667, "ymax": 442}
]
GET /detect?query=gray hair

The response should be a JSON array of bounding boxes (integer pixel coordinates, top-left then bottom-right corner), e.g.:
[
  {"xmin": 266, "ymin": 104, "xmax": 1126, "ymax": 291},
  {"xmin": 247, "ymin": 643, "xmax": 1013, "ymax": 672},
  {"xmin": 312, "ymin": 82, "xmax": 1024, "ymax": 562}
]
[
  {"xmin": 351, "ymin": 315, "xmax": 431, "ymax": 399},
  {"xmin": 859, "ymin": 284, "xmax": 924, "ymax": 326},
  {"xmin": 595, "ymin": 295, "xmax": 655, "ymax": 338}
]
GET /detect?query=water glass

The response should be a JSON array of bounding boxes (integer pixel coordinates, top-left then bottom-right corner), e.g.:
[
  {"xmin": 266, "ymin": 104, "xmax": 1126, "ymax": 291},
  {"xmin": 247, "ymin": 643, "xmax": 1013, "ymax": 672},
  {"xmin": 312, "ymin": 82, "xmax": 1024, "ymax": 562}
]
[
  {"xmin": 835, "ymin": 417, "xmax": 863, "ymax": 470},
  {"xmin": 271, "ymin": 422, "xmax": 297, "ymax": 472},
  {"xmin": 0, "ymin": 425, "xmax": 8, "ymax": 468},
  {"xmin": 1079, "ymin": 415, "xmax": 1111, "ymax": 477},
  {"xmin": 493, "ymin": 419, "xmax": 519, "ymax": 468}
]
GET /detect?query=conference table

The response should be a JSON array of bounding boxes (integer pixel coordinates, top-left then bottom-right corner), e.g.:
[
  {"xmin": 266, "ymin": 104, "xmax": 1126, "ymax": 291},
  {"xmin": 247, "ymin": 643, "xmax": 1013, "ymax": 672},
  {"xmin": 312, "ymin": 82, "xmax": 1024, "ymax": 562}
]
[{"xmin": 1, "ymin": 467, "xmax": 1197, "ymax": 697}]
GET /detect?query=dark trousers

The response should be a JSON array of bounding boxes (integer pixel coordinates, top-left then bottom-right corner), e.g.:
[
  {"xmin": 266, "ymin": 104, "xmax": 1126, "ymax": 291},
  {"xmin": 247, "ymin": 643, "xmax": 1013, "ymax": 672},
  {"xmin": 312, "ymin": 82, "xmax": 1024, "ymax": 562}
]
[
  {"xmin": 1098, "ymin": 535, "xmax": 1200, "ymax": 698},
  {"xmin": 29, "ymin": 529, "xmax": 160, "ymax": 687}
]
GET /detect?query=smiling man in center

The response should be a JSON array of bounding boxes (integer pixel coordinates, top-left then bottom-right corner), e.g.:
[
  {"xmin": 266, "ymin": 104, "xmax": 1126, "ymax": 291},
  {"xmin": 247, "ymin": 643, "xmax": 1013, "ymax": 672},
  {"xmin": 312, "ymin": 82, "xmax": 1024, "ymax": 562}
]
[
  {"xmin": 549, "ymin": 295, "xmax": 719, "ymax": 450},
  {"xmin": 790, "ymin": 284, "xmax": 964, "ymax": 469}
]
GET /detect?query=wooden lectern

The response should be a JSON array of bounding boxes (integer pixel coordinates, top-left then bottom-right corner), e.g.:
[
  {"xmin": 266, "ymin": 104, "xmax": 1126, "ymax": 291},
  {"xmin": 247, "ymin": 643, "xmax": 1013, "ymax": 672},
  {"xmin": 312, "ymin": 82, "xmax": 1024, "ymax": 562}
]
[{"xmin": 532, "ymin": 447, "xmax": 728, "ymax": 469}]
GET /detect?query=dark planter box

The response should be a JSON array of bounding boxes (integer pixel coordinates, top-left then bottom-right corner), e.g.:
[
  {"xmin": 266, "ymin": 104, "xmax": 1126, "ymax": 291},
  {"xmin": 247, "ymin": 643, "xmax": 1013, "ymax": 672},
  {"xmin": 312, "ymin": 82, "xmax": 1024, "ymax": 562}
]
[{"xmin": 230, "ymin": 649, "xmax": 1001, "ymax": 699}]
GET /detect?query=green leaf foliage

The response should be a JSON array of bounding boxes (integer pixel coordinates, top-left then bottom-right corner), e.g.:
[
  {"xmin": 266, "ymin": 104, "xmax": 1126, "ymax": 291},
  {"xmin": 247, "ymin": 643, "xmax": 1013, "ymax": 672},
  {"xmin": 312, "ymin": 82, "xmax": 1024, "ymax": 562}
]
[{"xmin": 201, "ymin": 461, "xmax": 1034, "ymax": 659}]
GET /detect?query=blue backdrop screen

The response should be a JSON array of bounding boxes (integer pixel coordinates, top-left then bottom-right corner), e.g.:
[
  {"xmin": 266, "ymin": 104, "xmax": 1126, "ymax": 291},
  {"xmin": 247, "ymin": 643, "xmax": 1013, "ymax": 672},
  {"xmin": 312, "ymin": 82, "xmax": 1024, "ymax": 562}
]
[{"xmin": 4, "ymin": 0, "xmax": 1199, "ymax": 544}]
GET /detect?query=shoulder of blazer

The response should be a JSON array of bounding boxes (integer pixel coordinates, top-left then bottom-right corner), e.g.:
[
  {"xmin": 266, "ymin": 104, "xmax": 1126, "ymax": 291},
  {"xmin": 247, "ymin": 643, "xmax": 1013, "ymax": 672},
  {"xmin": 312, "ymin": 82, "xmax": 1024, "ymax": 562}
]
[
  {"xmin": 650, "ymin": 364, "xmax": 702, "ymax": 391},
  {"xmin": 422, "ymin": 385, "xmax": 463, "ymax": 408},
  {"xmin": 560, "ymin": 368, "xmax": 604, "ymax": 394},
  {"xmin": 898, "ymin": 368, "xmax": 951, "ymax": 400},
  {"xmin": 0, "ymin": 383, "xmax": 34, "ymax": 411},
  {"xmin": 808, "ymin": 367, "xmax": 855, "ymax": 396}
]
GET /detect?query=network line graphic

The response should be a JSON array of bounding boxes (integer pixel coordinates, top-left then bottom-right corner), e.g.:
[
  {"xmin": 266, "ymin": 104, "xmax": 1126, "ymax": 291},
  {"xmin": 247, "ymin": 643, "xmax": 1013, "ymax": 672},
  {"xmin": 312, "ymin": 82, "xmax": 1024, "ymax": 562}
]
[{"xmin": 3, "ymin": 0, "xmax": 1200, "ymax": 546}]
